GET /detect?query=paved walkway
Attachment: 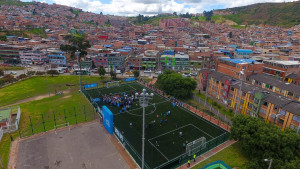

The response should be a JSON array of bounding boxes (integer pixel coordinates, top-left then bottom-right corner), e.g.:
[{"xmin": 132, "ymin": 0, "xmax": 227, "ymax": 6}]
[{"xmin": 178, "ymin": 140, "xmax": 236, "ymax": 169}]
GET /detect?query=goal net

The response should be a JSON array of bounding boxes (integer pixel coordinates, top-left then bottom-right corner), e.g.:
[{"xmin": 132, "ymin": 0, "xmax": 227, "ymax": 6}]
[
  {"xmin": 106, "ymin": 81, "xmax": 120, "ymax": 88},
  {"xmin": 186, "ymin": 137, "xmax": 206, "ymax": 156}
]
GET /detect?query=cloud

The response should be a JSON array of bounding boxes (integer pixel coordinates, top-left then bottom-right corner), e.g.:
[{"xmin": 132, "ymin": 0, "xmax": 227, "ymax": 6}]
[{"xmin": 35, "ymin": 0, "xmax": 296, "ymax": 16}]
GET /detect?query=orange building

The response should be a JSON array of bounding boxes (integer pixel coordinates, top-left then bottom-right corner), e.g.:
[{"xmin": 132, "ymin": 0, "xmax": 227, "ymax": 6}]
[{"xmin": 216, "ymin": 58, "xmax": 263, "ymax": 79}]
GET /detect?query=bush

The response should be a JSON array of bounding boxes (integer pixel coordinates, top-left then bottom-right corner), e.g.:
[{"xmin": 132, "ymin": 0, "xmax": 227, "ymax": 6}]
[
  {"xmin": 2, "ymin": 74, "xmax": 17, "ymax": 83},
  {"xmin": 0, "ymin": 79, "xmax": 4, "ymax": 86},
  {"xmin": 47, "ymin": 70, "xmax": 59, "ymax": 76},
  {"xmin": 0, "ymin": 69, "xmax": 3, "ymax": 76},
  {"xmin": 36, "ymin": 71, "xmax": 45, "ymax": 75},
  {"xmin": 27, "ymin": 71, "xmax": 36, "ymax": 76},
  {"xmin": 17, "ymin": 74, "xmax": 27, "ymax": 80}
]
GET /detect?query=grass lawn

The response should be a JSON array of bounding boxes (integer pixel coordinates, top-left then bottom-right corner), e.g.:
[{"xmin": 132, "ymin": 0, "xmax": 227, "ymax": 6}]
[
  {"xmin": 0, "ymin": 75, "xmax": 107, "ymax": 107},
  {"xmin": 191, "ymin": 142, "xmax": 249, "ymax": 169},
  {"xmin": 194, "ymin": 92, "xmax": 234, "ymax": 119},
  {"xmin": 0, "ymin": 90, "xmax": 96, "ymax": 169}
]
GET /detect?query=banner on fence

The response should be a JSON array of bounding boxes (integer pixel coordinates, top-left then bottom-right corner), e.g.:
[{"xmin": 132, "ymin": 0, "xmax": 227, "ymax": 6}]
[
  {"xmin": 102, "ymin": 106, "xmax": 113, "ymax": 134},
  {"xmin": 84, "ymin": 83, "xmax": 98, "ymax": 89},
  {"xmin": 114, "ymin": 127, "xmax": 124, "ymax": 142},
  {"xmin": 125, "ymin": 78, "xmax": 135, "ymax": 82}
]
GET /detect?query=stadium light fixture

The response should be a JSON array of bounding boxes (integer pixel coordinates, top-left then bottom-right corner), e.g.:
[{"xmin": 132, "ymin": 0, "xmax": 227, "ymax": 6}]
[
  {"xmin": 136, "ymin": 89, "xmax": 153, "ymax": 169},
  {"xmin": 264, "ymin": 159, "xmax": 273, "ymax": 169}
]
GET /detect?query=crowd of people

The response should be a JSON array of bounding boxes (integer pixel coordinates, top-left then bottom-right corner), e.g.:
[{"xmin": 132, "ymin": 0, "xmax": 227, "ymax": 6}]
[{"xmin": 102, "ymin": 91, "xmax": 136, "ymax": 112}]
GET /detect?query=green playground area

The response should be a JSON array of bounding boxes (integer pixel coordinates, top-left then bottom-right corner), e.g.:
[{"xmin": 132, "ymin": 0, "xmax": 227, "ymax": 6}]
[{"xmin": 83, "ymin": 82, "xmax": 230, "ymax": 169}]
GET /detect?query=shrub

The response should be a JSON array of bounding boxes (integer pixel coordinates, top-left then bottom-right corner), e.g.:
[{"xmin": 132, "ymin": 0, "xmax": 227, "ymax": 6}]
[
  {"xmin": 36, "ymin": 71, "xmax": 46, "ymax": 75},
  {"xmin": 27, "ymin": 71, "xmax": 36, "ymax": 76},
  {"xmin": 17, "ymin": 74, "xmax": 27, "ymax": 80},
  {"xmin": 2, "ymin": 74, "xmax": 17, "ymax": 83}
]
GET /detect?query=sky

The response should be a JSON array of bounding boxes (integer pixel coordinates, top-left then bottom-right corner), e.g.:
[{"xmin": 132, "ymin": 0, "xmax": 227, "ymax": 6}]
[{"xmin": 22, "ymin": 0, "xmax": 296, "ymax": 16}]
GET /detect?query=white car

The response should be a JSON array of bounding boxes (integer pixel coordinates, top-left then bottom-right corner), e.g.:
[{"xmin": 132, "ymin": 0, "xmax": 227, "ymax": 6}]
[
  {"xmin": 10, "ymin": 71, "xmax": 17, "ymax": 75},
  {"xmin": 182, "ymin": 73, "xmax": 191, "ymax": 77},
  {"xmin": 155, "ymin": 71, "xmax": 162, "ymax": 74},
  {"xmin": 144, "ymin": 70, "xmax": 152, "ymax": 73}
]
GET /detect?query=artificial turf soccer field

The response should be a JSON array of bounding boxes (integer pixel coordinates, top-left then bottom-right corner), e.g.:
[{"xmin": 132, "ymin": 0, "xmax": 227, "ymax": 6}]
[{"xmin": 85, "ymin": 82, "xmax": 228, "ymax": 169}]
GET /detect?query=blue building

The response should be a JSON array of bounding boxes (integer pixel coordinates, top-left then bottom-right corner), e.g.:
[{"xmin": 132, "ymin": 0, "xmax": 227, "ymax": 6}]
[
  {"xmin": 48, "ymin": 52, "xmax": 66, "ymax": 66},
  {"xmin": 234, "ymin": 49, "xmax": 253, "ymax": 59}
]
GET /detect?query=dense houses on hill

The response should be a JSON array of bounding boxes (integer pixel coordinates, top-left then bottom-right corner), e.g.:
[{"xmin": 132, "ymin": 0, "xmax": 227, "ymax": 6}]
[{"xmin": 0, "ymin": 0, "xmax": 299, "ymax": 131}]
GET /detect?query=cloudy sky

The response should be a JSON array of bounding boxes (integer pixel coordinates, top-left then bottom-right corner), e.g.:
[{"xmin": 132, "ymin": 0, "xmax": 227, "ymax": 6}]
[{"xmin": 22, "ymin": 0, "xmax": 296, "ymax": 16}]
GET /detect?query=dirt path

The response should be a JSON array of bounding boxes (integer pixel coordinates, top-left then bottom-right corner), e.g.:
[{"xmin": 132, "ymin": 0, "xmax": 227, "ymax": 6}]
[{"xmin": 0, "ymin": 89, "xmax": 72, "ymax": 109}]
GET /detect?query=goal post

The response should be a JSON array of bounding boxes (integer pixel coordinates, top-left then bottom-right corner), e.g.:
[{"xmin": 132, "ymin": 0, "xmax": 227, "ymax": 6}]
[
  {"xmin": 106, "ymin": 81, "xmax": 120, "ymax": 88},
  {"xmin": 186, "ymin": 137, "xmax": 206, "ymax": 156}
]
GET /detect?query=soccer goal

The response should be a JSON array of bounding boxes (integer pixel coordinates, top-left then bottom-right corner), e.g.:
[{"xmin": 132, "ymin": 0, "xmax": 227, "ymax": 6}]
[
  {"xmin": 106, "ymin": 81, "xmax": 120, "ymax": 88},
  {"xmin": 186, "ymin": 137, "xmax": 206, "ymax": 156}
]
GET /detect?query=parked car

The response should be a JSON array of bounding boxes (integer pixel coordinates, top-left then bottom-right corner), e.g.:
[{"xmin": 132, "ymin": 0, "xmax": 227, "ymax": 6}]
[
  {"xmin": 10, "ymin": 71, "xmax": 17, "ymax": 75},
  {"xmin": 190, "ymin": 72, "xmax": 198, "ymax": 76},
  {"xmin": 144, "ymin": 70, "xmax": 152, "ymax": 73},
  {"xmin": 182, "ymin": 73, "xmax": 191, "ymax": 77},
  {"xmin": 126, "ymin": 71, "xmax": 133, "ymax": 75},
  {"xmin": 155, "ymin": 71, "xmax": 162, "ymax": 74}
]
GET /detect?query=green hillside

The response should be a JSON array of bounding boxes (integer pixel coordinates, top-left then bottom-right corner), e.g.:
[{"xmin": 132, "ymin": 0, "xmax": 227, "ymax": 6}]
[
  {"xmin": 217, "ymin": 1, "xmax": 300, "ymax": 27},
  {"xmin": 0, "ymin": 0, "xmax": 33, "ymax": 6}
]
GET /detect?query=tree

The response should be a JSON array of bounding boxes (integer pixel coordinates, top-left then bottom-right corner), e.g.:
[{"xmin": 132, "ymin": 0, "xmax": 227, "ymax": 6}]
[
  {"xmin": 133, "ymin": 70, "xmax": 139, "ymax": 78},
  {"xmin": 110, "ymin": 70, "xmax": 116, "ymax": 79},
  {"xmin": 0, "ymin": 69, "xmax": 3, "ymax": 76},
  {"xmin": 60, "ymin": 33, "xmax": 91, "ymax": 60},
  {"xmin": 156, "ymin": 70, "xmax": 197, "ymax": 99},
  {"xmin": 203, "ymin": 35, "xmax": 210, "ymax": 39},
  {"xmin": 203, "ymin": 10, "xmax": 213, "ymax": 21},
  {"xmin": 98, "ymin": 66, "xmax": 106, "ymax": 77},
  {"xmin": 173, "ymin": 12, "xmax": 177, "ymax": 16},
  {"xmin": 60, "ymin": 33, "xmax": 91, "ymax": 79},
  {"xmin": 231, "ymin": 115, "xmax": 300, "ymax": 169},
  {"xmin": 47, "ymin": 70, "xmax": 59, "ymax": 76}
]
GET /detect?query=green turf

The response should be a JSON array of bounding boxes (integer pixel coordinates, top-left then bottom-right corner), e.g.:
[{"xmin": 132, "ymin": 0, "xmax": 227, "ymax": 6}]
[
  {"xmin": 0, "ymin": 109, "xmax": 10, "ymax": 122},
  {"xmin": 191, "ymin": 142, "xmax": 249, "ymax": 169},
  {"xmin": 85, "ymin": 82, "xmax": 228, "ymax": 169},
  {"xmin": 0, "ymin": 75, "xmax": 107, "ymax": 107}
]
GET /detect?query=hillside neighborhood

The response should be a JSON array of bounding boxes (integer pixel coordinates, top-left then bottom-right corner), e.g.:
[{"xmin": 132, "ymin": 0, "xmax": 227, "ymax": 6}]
[{"xmin": 0, "ymin": 0, "xmax": 300, "ymax": 169}]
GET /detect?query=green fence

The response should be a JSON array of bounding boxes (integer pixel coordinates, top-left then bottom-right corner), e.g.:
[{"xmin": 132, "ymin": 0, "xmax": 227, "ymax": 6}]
[{"xmin": 18, "ymin": 105, "xmax": 97, "ymax": 138}]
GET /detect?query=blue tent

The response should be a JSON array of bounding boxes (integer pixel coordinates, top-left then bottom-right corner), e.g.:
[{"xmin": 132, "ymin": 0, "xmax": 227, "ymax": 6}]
[{"xmin": 93, "ymin": 98, "xmax": 101, "ymax": 102}]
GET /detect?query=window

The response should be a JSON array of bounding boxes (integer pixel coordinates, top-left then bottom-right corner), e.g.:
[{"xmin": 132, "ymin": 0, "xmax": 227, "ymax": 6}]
[
  {"xmin": 235, "ymin": 72, "xmax": 239, "ymax": 76},
  {"xmin": 292, "ymin": 115, "xmax": 300, "ymax": 122},
  {"xmin": 254, "ymin": 98, "xmax": 259, "ymax": 104},
  {"xmin": 260, "ymin": 108, "xmax": 266, "ymax": 114},
  {"xmin": 288, "ymin": 91, "xmax": 293, "ymax": 96},
  {"xmin": 240, "ymin": 99, "xmax": 244, "ymax": 104},
  {"xmin": 263, "ymin": 101, "xmax": 268, "ymax": 106},
  {"xmin": 230, "ymin": 87, "xmax": 234, "ymax": 91},
  {"xmin": 242, "ymin": 92, "xmax": 246, "ymax": 96},
  {"xmin": 280, "ymin": 110, "xmax": 286, "ymax": 116},
  {"xmin": 243, "ymin": 66, "xmax": 246, "ymax": 69},
  {"xmin": 253, "ymin": 106, "xmax": 258, "ymax": 112},
  {"xmin": 281, "ymin": 90, "xmax": 285, "ymax": 94}
]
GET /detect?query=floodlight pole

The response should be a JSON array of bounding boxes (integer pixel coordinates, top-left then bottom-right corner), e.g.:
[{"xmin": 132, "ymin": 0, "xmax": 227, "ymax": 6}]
[
  {"xmin": 264, "ymin": 159, "xmax": 273, "ymax": 169},
  {"xmin": 75, "ymin": 51, "xmax": 82, "ymax": 91},
  {"xmin": 136, "ymin": 89, "xmax": 153, "ymax": 169}
]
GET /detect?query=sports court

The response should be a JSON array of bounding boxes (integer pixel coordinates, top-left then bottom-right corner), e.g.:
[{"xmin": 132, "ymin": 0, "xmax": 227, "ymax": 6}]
[
  {"xmin": 84, "ymin": 82, "xmax": 229, "ymax": 169},
  {"xmin": 17, "ymin": 122, "xmax": 130, "ymax": 169}
]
